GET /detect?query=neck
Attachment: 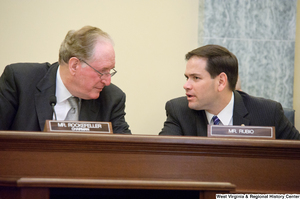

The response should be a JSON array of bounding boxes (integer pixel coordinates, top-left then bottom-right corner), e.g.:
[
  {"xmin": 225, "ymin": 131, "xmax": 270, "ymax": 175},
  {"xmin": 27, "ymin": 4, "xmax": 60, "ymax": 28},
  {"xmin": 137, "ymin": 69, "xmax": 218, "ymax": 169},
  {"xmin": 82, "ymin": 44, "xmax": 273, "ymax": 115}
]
[
  {"xmin": 208, "ymin": 91, "xmax": 233, "ymax": 115},
  {"xmin": 59, "ymin": 64, "xmax": 73, "ymax": 95}
]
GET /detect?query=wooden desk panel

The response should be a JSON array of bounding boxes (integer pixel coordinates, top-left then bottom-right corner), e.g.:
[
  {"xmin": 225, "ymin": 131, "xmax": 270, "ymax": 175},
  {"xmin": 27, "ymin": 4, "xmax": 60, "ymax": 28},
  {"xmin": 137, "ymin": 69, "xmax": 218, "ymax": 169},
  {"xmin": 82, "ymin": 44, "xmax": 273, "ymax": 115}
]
[
  {"xmin": 0, "ymin": 177, "xmax": 234, "ymax": 199},
  {"xmin": 0, "ymin": 131, "xmax": 299, "ymax": 194}
]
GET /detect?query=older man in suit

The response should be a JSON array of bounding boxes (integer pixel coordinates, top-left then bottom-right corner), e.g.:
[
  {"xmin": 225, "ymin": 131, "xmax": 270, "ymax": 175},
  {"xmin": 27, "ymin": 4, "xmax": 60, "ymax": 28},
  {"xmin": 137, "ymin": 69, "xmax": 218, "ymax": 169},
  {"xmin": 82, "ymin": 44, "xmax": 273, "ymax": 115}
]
[
  {"xmin": 159, "ymin": 45, "xmax": 299, "ymax": 140},
  {"xmin": 0, "ymin": 26, "xmax": 131, "ymax": 134}
]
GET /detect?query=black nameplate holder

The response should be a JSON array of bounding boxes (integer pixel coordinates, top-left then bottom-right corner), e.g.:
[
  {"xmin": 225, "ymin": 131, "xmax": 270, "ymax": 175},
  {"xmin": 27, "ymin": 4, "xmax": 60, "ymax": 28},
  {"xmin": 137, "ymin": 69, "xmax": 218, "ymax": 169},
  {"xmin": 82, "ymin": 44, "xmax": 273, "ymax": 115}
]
[
  {"xmin": 44, "ymin": 120, "xmax": 113, "ymax": 134},
  {"xmin": 207, "ymin": 125, "xmax": 275, "ymax": 139}
]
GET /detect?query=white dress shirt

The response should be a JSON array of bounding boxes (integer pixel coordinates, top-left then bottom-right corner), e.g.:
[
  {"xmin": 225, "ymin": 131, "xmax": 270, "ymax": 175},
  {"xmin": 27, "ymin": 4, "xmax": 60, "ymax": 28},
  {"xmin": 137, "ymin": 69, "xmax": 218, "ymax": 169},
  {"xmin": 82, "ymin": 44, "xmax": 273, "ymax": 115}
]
[
  {"xmin": 206, "ymin": 92, "xmax": 234, "ymax": 125},
  {"xmin": 53, "ymin": 66, "xmax": 73, "ymax": 120}
]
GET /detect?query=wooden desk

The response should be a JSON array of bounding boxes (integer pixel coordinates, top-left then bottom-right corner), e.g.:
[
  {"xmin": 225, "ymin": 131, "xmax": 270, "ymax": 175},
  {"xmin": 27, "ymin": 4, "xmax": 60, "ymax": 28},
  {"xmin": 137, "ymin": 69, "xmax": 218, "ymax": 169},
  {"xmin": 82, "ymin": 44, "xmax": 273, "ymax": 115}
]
[
  {"xmin": 0, "ymin": 131, "xmax": 299, "ymax": 197},
  {"xmin": 0, "ymin": 177, "xmax": 234, "ymax": 199}
]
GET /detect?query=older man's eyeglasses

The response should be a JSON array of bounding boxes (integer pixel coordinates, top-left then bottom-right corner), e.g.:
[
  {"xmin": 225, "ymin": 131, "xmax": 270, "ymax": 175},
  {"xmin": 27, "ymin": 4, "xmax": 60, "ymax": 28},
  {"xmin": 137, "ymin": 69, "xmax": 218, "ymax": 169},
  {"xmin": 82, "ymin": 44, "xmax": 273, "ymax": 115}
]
[{"xmin": 80, "ymin": 59, "xmax": 117, "ymax": 79}]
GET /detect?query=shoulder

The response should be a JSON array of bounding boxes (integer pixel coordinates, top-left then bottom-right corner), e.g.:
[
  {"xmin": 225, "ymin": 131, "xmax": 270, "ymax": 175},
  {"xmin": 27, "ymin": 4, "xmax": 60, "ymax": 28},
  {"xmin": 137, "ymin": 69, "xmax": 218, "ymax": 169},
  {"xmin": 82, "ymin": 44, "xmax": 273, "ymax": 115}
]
[
  {"xmin": 4, "ymin": 62, "xmax": 51, "ymax": 72},
  {"xmin": 167, "ymin": 96, "xmax": 188, "ymax": 106},
  {"xmin": 102, "ymin": 83, "xmax": 125, "ymax": 96},
  {"xmin": 234, "ymin": 90, "xmax": 283, "ymax": 122},
  {"xmin": 2, "ymin": 62, "xmax": 52, "ymax": 79},
  {"xmin": 236, "ymin": 90, "xmax": 280, "ymax": 109},
  {"xmin": 165, "ymin": 96, "xmax": 197, "ymax": 115},
  {"xmin": 99, "ymin": 83, "xmax": 126, "ymax": 103}
]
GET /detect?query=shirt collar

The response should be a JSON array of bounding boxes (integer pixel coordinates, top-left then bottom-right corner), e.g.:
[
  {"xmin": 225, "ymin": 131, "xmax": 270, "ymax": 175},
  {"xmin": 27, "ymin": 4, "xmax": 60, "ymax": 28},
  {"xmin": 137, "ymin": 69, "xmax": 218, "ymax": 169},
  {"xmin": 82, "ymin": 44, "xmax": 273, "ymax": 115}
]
[
  {"xmin": 55, "ymin": 66, "xmax": 72, "ymax": 103},
  {"xmin": 206, "ymin": 92, "xmax": 234, "ymax": 125}
]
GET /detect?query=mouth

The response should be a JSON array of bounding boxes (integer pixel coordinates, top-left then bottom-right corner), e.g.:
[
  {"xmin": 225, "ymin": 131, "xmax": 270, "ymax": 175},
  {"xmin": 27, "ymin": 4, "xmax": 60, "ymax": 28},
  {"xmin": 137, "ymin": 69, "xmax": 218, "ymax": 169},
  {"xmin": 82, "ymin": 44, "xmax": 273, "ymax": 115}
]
[
  {"xmin": 95, "ymin": 87, "xmax": 103, "ymax": 92},
  {"xmin": 186, "ymin": 93, "xmax": 195, "ymax": 100}
]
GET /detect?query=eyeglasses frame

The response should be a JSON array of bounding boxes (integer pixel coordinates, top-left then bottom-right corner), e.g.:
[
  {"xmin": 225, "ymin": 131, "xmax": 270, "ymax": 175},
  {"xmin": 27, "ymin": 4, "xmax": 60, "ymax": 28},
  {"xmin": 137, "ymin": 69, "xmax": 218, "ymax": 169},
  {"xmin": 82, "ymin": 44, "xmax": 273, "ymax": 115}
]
[{"xmin": 79, "ymin": 58, "xmax": 117, "ymax": 79}]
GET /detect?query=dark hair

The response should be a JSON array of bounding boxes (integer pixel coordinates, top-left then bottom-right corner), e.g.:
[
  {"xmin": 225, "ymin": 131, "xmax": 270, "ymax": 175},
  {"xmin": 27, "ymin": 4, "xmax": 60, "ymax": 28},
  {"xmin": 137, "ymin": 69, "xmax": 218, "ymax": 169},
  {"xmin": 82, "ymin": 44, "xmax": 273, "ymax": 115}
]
[{"xmin": 185, "ymin": 45, "xmax": 238, "ymax": 91}]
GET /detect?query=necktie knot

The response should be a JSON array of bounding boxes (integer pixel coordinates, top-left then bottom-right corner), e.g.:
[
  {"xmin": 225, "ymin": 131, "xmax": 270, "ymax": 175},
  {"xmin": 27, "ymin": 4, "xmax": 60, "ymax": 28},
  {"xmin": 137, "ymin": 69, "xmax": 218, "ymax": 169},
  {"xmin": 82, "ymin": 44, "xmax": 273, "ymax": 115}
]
[
  {"xmin": 65, "ymin": 97, "xmax": 79, "ymax": 121},
  {"xmin": 212, "ymin": 115, "xmax": 220, "ymax": 125},
  {"xmin": 68, "ymin": 97, "xmax": 79, "ymax": 111}
]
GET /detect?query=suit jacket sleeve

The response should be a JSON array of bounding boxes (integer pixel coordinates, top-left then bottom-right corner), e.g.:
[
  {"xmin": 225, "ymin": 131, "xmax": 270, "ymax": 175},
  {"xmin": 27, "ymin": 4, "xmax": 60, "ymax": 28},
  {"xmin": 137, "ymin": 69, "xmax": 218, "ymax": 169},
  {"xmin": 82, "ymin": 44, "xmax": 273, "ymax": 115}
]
[
  {"xmin": 84, "ymin": 84, "xmax": 131, "ymax": 134},
  {"xmin": 159, "ymin": 97, "xmax": 207, "ymax": 136},
  {"xmin": 234, "ymin": 91, "xmax": 300, "ymax": 140},
  {"xmin": 274, "ymin": 102, "xmax": 300, "ymax": 139},
  {"xmin": 110, "ymin": 91, "xmax": 131, "ymax": 134},
  {"xmin": 0, "ymin": 65, "xmax": 18, "ymax": 129},
  {"xmin": 0, "ymin": 62, "xmax": 53, "ymax": 131},
  {"xmin": 159, "ymin": 99, "xmax": 184, "ymax": 136}
]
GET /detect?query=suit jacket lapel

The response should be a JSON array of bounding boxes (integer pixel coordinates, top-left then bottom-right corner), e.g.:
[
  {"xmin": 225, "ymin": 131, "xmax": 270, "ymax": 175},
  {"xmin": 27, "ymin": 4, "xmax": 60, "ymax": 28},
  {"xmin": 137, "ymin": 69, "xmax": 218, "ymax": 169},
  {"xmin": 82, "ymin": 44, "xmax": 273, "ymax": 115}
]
[
  {"xmin": 195, "ymin": 91, "xmax": 249, "ymax": 136},
  {"xmin": 35, "ymin": 63, "xmax": 59, "ymax": 130},
  {"xmin": 233, "ymin": 90, "xmax": 250, "ymax": 126},
  {"xmin": 79, "ymin": 99, "xmax": 100, "ymax": 121}
]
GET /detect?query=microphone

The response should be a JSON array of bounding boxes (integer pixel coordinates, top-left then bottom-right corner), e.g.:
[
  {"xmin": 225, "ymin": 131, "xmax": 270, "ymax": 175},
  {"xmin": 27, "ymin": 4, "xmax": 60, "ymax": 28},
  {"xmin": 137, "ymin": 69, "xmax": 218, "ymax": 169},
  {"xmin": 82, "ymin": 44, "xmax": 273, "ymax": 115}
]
[{"xmin": 49, "ymin": 95, "xmax": 57, "ymax": 120}]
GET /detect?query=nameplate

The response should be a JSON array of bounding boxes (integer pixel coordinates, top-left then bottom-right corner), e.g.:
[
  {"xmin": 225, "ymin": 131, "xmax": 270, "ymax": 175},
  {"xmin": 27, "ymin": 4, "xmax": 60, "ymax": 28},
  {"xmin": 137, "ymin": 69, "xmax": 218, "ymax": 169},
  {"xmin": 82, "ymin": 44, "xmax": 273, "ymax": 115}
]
[
  {"xmin": 207, "ymin": 125, "xmax": 275, "ymax": 139},
  {"xmin": 44, "ymin": 120, "xmax": 113, "ymax": 134}
]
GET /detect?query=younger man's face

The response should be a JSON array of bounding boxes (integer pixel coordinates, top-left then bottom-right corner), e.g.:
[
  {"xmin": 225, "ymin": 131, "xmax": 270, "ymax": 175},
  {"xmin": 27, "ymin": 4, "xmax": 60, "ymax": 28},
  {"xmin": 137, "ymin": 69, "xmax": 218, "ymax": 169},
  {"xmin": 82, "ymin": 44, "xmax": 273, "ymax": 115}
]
[{"xmin": 184, "ymin": 56, "xmax": 219, "ymax": 111}]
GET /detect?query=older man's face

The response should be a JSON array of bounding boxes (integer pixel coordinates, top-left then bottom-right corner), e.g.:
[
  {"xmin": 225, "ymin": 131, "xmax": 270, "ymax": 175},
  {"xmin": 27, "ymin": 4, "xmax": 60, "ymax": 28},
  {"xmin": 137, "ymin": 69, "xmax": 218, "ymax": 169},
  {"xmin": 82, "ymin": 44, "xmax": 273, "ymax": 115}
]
[{"xmin": 73, "ymin": 41, "xmax": 115, "ymax": 100}]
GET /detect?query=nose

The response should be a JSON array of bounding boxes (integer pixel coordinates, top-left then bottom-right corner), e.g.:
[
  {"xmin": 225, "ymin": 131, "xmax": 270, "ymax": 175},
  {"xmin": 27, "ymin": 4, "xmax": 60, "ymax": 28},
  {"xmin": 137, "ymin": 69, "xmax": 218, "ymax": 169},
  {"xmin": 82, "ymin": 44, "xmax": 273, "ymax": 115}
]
[
  {"xmin": 183, "ymin": 79, "xmax": 191, "ymax": 90},
  {"xmin": 100, "ymin": 76, "xmax": 111, "ymax": 86}
]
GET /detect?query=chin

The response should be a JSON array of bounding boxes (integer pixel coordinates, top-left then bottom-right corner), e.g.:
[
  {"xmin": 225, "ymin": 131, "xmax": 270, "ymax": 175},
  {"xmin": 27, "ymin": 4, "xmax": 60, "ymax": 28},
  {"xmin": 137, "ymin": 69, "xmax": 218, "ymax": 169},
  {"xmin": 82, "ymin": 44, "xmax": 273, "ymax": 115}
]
[
  {"xmin": 188, "ymin": 103, "xmax": 201, "ymax": 111},
  {"xmin": 91, "ymin": 94, "xmax": 101, "ymax": 99},
  {"xmin": 85, "ymin": 92, "xmax": 100, "ymax": 100},
  {"xmin": 188, "ymin": 103, "xmax": 196, "ymax": 110}
]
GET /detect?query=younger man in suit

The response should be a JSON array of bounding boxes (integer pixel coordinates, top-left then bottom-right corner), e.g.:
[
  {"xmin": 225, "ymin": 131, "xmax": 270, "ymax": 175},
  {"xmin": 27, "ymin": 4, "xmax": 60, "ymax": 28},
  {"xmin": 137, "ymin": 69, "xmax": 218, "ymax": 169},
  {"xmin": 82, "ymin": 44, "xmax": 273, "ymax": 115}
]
[
  {"xmin": 159, "ymin": 45, "xmax": 299, "ymax": 139},
  {"xmin": 0, "ymin": 26, "xmax": 131, "ymax": 134}
]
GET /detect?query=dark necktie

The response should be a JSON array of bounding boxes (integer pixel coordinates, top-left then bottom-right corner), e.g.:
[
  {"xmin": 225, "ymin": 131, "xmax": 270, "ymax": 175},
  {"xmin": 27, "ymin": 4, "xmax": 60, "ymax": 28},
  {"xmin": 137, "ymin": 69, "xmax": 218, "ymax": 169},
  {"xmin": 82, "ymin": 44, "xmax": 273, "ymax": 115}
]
[
  {"xmin": 65, "ymin": 97, "xmax": 79, "ymax": 121},
  {"xmin": 212, "ymin": 115, "xmax": 220, "ymax": 125}
]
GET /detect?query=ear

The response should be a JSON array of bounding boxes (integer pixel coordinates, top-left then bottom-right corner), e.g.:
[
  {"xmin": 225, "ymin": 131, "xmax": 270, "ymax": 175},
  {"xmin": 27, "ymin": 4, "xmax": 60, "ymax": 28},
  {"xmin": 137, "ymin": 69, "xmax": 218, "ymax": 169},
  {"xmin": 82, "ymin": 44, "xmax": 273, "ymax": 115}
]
[
  {"xmin": 68, "ymin": 57, "xmax": 80, "ymax": 75},
  {"xmin": 217, "ymin": 72, "xmax": 228, "ymax": 92}
]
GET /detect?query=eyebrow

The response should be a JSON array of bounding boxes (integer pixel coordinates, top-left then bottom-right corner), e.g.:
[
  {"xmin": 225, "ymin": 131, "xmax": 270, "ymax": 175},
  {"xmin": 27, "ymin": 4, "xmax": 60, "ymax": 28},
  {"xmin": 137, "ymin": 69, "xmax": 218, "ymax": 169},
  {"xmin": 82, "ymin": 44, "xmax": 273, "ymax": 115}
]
[
  {"xmin": 99, "ymin": 66, "xmax": 115, "ymax": 72},
  {"xmin": 185, "ymin": 73, "xmax": 201, "ymax": 77}
]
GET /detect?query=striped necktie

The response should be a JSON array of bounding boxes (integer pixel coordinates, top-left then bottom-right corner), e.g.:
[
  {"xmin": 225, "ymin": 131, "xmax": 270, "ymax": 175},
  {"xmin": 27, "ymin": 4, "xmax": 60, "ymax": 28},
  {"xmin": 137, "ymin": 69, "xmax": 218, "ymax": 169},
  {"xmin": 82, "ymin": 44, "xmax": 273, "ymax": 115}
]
[{"xmin": 212, "ymin": 115, "xmax": 220, "ymax": 125}]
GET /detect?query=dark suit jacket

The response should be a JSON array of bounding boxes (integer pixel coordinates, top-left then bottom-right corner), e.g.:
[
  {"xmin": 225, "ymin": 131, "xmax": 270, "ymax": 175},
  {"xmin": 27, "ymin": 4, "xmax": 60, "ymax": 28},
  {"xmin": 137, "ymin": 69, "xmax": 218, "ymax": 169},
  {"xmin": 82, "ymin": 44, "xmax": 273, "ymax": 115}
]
[
  {"xmin": 159, "ymin": 91, "xmax": 300, "ymax": 140},
  {"xmin": 0, "ymin": 62, "xmax": 131, "ymax": 134}
]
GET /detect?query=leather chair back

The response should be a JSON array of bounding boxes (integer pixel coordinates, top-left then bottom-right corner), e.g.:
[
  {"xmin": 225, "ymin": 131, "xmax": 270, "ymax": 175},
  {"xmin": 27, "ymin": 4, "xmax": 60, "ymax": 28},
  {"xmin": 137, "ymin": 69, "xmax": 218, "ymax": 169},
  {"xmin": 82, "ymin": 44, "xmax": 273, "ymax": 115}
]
[{"xmin": 283, "ymin": 108, "xmax": 295, "ymax": 125}]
